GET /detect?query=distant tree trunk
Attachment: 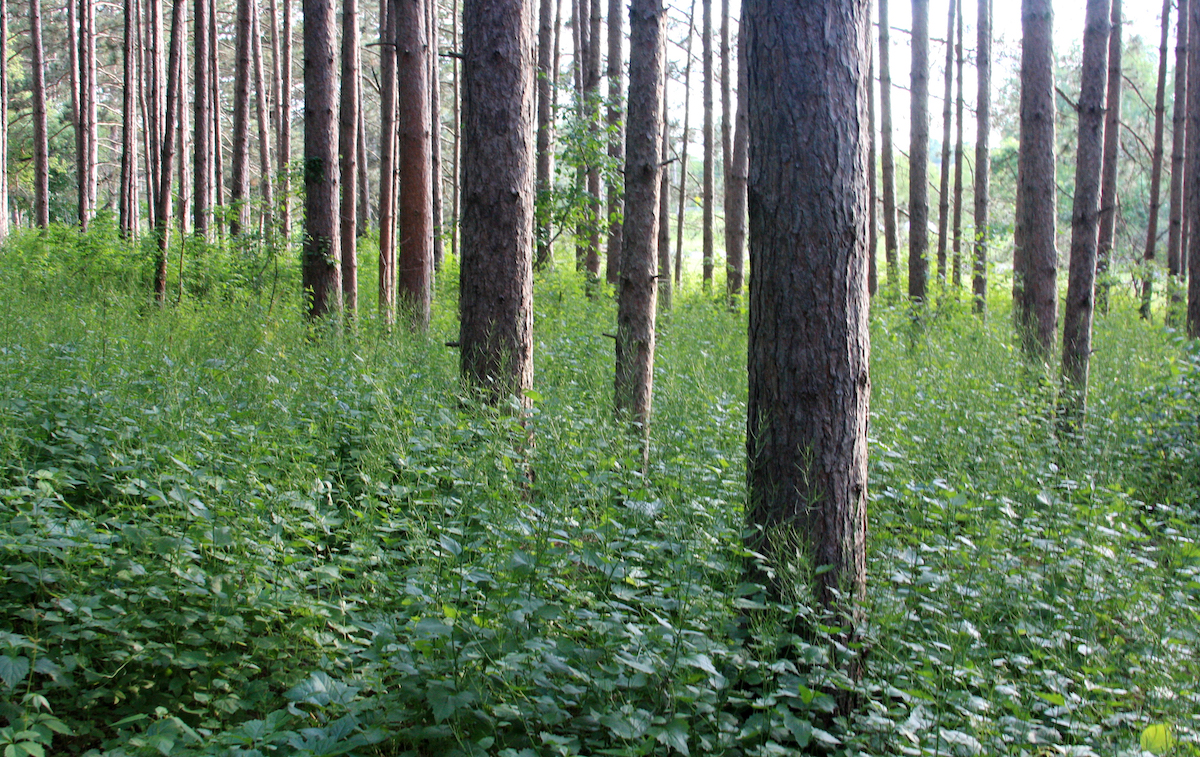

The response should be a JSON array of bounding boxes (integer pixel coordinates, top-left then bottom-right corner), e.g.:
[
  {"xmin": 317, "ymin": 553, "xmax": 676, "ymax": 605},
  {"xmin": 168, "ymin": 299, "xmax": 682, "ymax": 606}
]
[
  {"xmin": 176, "ymin": 0, "xmax": 190, "ymax": 237},
  {"xmin": 973, "ymin": 0, "xmax": 990, "ymax": 312},
  {"xmin": 657, "ymin": 86, "xmax": 672, "ymax": 309},
  {"xmin": 138, "ymin": 0, "xmax": 157, "ymax": 225},
  {"xmin": 935, "ymin": 0, "xmax": 955, "ymax": 286},
  {"xmin": 340, "ymin": 0, "xmax": 360, "ymax": 312},
  {"xmin": 1014, "ymin": 0, "xmax": 1057, "ymax": 358},
  {"xmin": 68, "ymin": 0, "xmax": 82, "ymax": 226},
  {"xmin": 378, "ymin": 0, "xmax": 399, "ymax": 322},
  {"xmin": 451, "ymin": 0, "xmax": 461, "ymax": 259},
  {"xmin": 81, "ymin": 0, "xmax": 98, "ymax": 227},
  {"xmin": 909, "ymin": 0, "xmax": 929, "ymax": 302},
  {"xmin": 430, "ymin": 0, "xmax": 445, "ymax": 272},
  {"xmin": 701, "ymin": 0, "xmax": 714, "ymax": 288},
  {"xmin": 868, "ymin": 44, "xmax": 878, "ymax": 297},
  {"xmin": 604, "ymin": 0, "xmax": 624, "ymax": 285},
  {"xmin": 210, "ymin": 0, "xmax": 225, "ymax": 231},
  {"xmin": 1168, "ymin": 0, "xmax": 1188, "ymax": 317},
  {"xmin": 951, "ymin": 0, "xmax": 964, "ymax": 289},
  {"xmin": 251, "ymin": 0, "xmax": 275, "ymax": 237},
  {"xmin": 145, "ymin": 0, "xmax": 165, "ymax": 222},
  {"xmin": 194, "ymin": 0, "xmax": 212, "ymax": 238},
  {"xmin": 535, "ymin": 0, "xmax": 557, "ymax": 268},
  {"xmin": 397, "ymin": 0, "xmax": 433, "ymax": 328},
  {"xmin": 1062, "ymin": 0, "xmax": 1111, "ymax": 419},
  {"xmin": 744, "ymin": 0, "xmax": 869, "ymax": 641},
  {"xmin": 156, "ymin": 0, "xmax": 186, "ymax": 300},
  {"xmin": 726, "ymin": 22, "xmax": 747, "ymax": 301},
  {"xmin": 280, "ymin": 0, "xmax": 294, "ymax": 237},
  {"xmin": 879, "ymin": 0, "xmax": 899, "ymax": 286},
  {"xmin": 674, "ymin": 1, "xmax": 695, "ymax": 289},
  {"xmin": 615, "ymin": 0, "xmax": 664, "ymax": 431},
  {"xmin": 0, "ymin": 0, "xmax": 9, "ymax": 241},
  {"xmin": 29, "ymin": 0, "xmax": 50, "ymax": 229},
  {"xmin": 459, "ymin": 0, "xmax": 534, "ymax": 400},
  {"xmin": 585, "ymin": 0, "xmax": 602, "ymax": 278},
  {"xmin": 357, "ymin": 86, "xmax": 369, "ymax": 236},
  {"xmin": 573, "ymin": 0, "xmax": 587, "ymax": 270},
  {"xmin": 719, "ymin": 0, "xmax": 732, "ymax": 293},
  {"xmin": 1141, "ymin": 0, "xmax": 1170, "ymax": 319},
  {"xmin": 231, "ymin": 0, "xmax": 254, "ymax": 238},
  {"xmin": 1095, "ymin": 0, "xmax": 1122, "ymax": 313},
  {"xmin": 120, "ymin": 0, "xmax": 139, "ymax": 238},
  {"xmin": 302, "ymin": 0, "xmax": 343, "ymax": 318},
  {"xmin": 1189, "ymin": 0, "xmax": 1200, "ymax": 337}
]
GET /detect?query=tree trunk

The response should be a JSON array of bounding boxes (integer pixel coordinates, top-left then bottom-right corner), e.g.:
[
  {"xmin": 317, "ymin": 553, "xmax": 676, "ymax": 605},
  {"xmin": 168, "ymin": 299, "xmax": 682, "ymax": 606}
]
[
  {"xmin": 573, "ymin": 0, "xmax": 587, "ymax": 270},
  {"xmin": 302, "ymin": 0, "xmax": 343, "ymax": 318},
  {"xmin": 82, "ymin": 0, "xmax": 98, "ymax": 228},
  {"xmin": 280, "ymin": 0, "xmax": 294, "ymax": 237},
  {"xmin": 674, "ymin": 0, "xmax": 695, "ymax": 289},
  {"xmin": 0, "ymin": 0, "xmax": 9, "ymax": 240},
  {"xmin": 657, "ymin": 81, "xmax": 672, "ymax": 309},
  {"xmin": 1141, "ymin": 0, "xmax": 1171, "ymax": 319},
  {"xmin": 195, "ymin": 0, "xmax": 212, "ymax": 238},
  {"xmin": 1189, "ymin": 0, "xmax": 1200, "ymax": 337},
  {"xmin": 211, "ymin": 0, "xmax": 227, "ymax": 237},
  {"xmin": 604, "ymin": 0, "xmax": 624, "ymax": 285},
  {"xmin": 585, "ymin": 0, "xmax": 602, "ymax": 278},
  {"xmin": 252, "ymin": 0, "xmax": 275, "ymax": 237},
  {"xmin": 68, "ymin": 0, "xmax": 82, "ymax": 226},
  {"xmin": 145, "ymin": 0, "xmax": 165, "ymax": 223},
  {"xmin": 29, "ymin": 0, "xmax": 49, "ymax": 229},
  {"xmin": 156, "ymin": 0, "xmax": 187, "ymax": 301},
  {"xmin": 137, "ymin": 0, "xmax": 156, "ymax": 226},
  {"xmin": 935, "ymin": 0, "xmax": 955, "ymax": 286},
  {"xmin": 951, "ymin": 0, "xmax": 964, "ymax": 289},
  {"xmin": 1062, "ymin": 0, "xmax": 1111, "ymax": 419},
  {"xmin": 357, "ymin": 83, "xmax": 369, "ymax": 236},
  {"xmin": 879, "ymin": 0, "xmax": 899, "ymax": 286},
  {"xmin": 451, "ymin": 0, "xmax": 460, "ymax": 259},
  {"xmin": 232, "ymin": 0, "xmax": 254, "ymax": 238},
  {"xmin": 176, "ymin": 0, "xmax": 190, "ymax": 237},
  {"xmin": 909, "ymin": 0, "xmax": 929, "ymax": 302},
  {"xmin": 340, "ymin": 0, "xmax": 360, "ymax": 311},
  {"xmin": 397, "ymin": 0, "xmax": 433, "ymax": 329},
  {"xmin": 701, "ymin": 0, "xmax": 714, "ymax": 288},
  {"xmin": 1014, "ymin": 0, "xmax": 1057, "ymax": 358},
  {"xmin": 868, "ymin": 42, "xmax": 877, "ymax": 297},
  {"xmin": 744, "ymin": 0, "xmax": 869, "ymax": 645},
  {"xmin": 378, "ymin": 0, "xmax": 399, "ymax": 322},
  {"xmin": 973, "ymin": 0, "xmax": 990, "ymax": 313},
  {"xmin": 535, "ymin": 0, "xmax": 557, "ymax": 268},
  {"xmin": 615, "ymin": 0, "xmax": 664, "ymax": 433},
  {"xmin": 459, "ymin": 0, "xmax": 534, "ymax": 400},
  {"xmin": 726, "ymin": 18, "xmax": 747, "ymax": 301},
  {"xmin": 1095, "ymin": 0, "xmax": 1122, "ymax": 313},
  {"xmin": 430, "ymin": 0, "xmax": 445, "ymax": 272},
  {"xmin": 1168, "ymin": 0, "xmax": 1188, "ymax": 317},
  {"xmin": 120, "ymin": 0, "xmax": 140, "ymax": 238}
]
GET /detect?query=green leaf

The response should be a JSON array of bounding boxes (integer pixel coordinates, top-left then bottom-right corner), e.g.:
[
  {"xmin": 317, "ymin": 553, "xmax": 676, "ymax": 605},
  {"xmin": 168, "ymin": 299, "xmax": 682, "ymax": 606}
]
[
  {"xmin": 780, "ymin": 709, "xmax": 811, "ymax": 748},
  {"xmin": 656, "ymin": 719, "xmax": 690, "ymax": 756},
  {"xmin": 1140, "ymin": 723, "xmax": 1176, "ymax": 755},
  {"xmin": 0, "ymin": 656, "xmax": 30, "ymax": 689}
]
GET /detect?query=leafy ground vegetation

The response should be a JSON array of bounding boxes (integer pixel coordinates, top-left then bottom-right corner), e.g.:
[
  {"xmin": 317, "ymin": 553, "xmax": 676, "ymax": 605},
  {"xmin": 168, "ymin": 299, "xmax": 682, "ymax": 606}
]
[{"xmin": 0, "ymin": 226, "xmax": 1198, "ymax": 757}]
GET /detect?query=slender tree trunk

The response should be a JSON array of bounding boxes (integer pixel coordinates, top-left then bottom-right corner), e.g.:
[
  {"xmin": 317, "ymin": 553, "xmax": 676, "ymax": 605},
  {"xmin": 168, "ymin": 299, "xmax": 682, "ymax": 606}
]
[
  {"xmin": 379, "ymin": 0, "xmax": 399, "ymax": 322},
  {"xmin": 138, "ymin": 0, "xmax": 157, "ymax": 225},
  {"xmin": 726, "ymin": 19, "xmax": 747, "ymax": 301},
  {"xmin": 430, "ymin": 0, "xmax": 444, "ymax": 272},
  {"xmin": 585, "ymin": 0, "xmax": 602, "ymax": 278},
  {"xmin": 1014, "ymin": 0, "xmax": 1057, "ymax": 358},
  {"xmin": 1141, "ymin": 0, "xmax": 1171, "ymax": 319},
  {"xmin": 340, "ymin": 0, "xmax": 361, "ymax": 311},
  {"xmin": 879, "ymin": 0, "xmax": 899, "ymax": 286},
  {"xmin": 30, "ymin": 0, "xmax": 50, "ymax": 229},
  {"xmin": 357, "ymin": 84, "xmax": 369, "ymax": 236},
  {"xmin": 701, "ymin": 0, "xmax": 713, "ymax": 288},
  {"xmin": 720, "ymin": 0, "xmax": 730, "ymax": 248},
  {"xmin": 604, "ymin": 0, "xmax": 624, "ymax": 284},
  {"xmin": 744, "ymin": 0, "xmax": 869, "ymax": 644},
  {"xmin": 674, "ymin": 0, "xmax": 695, "ymax": 289},
  {"xmin": 145, "ymin": 0, "xmax": 164, "ymax": 222},
  {"xmin": 973, "ymin": 0, "xmax": 990, "ymax": 312},
  {"xmin": 459, "ymin": 0, "xmax": 534, "ymax": 400},
  {"xmin": 573, "ymin": 0, "xmax": 586, "ymax": 269},
  {"xmin": 120, "ymin": 0, "xmax": 139, "ymax": 237},
  {"xmin": 156, "ymin": 0, "xmax": 186, "ymax": 300},
  {"xmin": 176, "ymin": 0, "xmax": 190, "ymax": 237},
  {"xmin": 657, "ymin": 80, "xmax": 672, "ymax": 309},
  {"xmin": 1188, "ymin": 0, "xmax": 1200, "ymax": 337},
  {"xmin": 868, "ymin": 41, "xmax": 878, "ymax": 297},
  {"xmin": 211, "ymin": 0, "xmax": 226, "ymax": 236},
  {"xmin": 909, "ymin": 0, "xmax": 929, "ymax": 302},
  {"xmin": 951, "ymin": 0, "xmax": 964, "ymax": 289},
  {"xmin": 194, "ymin": 0, "xmax": 212, "ymax": 238},
  {"xmin": 280, "ymin": 0, "xmax": 294, "ymax": 237},
  {"xmin": 451, "ymin": 0, "xmax": 460, "ymax": 259},
  {"xmin": 232, "ymin": 0, "xmax": 254, "ymax": 238},
  {"xmin": 269, "ymin": 0, "xmax": 283, "ymax": 198},
  {"xmin": 535, "ymin": 0, "xmax": 557, "ymax": 268},
  {"xmin": 303, "ymin": 0, "xmax": 343, "ymax": 318},
  {"xmin": 0, "ymin": 0, "xmax": 8, "ymax": 241},
  {"xmin": 935, "ymin": 0, "xmax": 955, "ymax": 286},
  {"xmin": 398, "ymin": 0, "xmax": 433, "ymax": 328},
  {"xmin": 82, "ymin": 0, "xmax": 97, "ymax": 227},
  {"xmin": 68, "ymin": 0, "xmax": 82, "ymax": 226},
  {"xmin": 1062, "ymin": 0, "xmax": 1111, "ymax": 420},
  {"xmin": 252, "ymin": 0, "xmax": 275, "ymax": 237},
  {"xmin": 1168, "ymin": 0, "xmax": 1188, "ymax": 318},
  {"xmin": 1096, "ymin": 0, "xmax": 1122, "ymax": 313}
]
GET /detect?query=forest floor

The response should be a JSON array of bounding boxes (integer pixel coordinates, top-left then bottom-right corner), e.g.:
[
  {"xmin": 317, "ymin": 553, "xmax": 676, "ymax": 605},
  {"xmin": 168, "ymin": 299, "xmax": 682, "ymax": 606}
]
[{"xmin": 0, "ymin": 226, "xmax": 1198, "ymax": 756}]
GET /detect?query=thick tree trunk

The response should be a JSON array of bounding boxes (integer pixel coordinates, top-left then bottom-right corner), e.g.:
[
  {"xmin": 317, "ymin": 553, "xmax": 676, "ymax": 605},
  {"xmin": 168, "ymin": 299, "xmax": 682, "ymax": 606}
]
[
  {"xmin": 1141, "ymin": 0, "xmax": 1171, "ymax": 319},
  {"xmin": 674, "ymin": 1, "xmax": 695, "ymax": 289},
  {"xmin": 935, "ymin": 0, "xmax": 955, "ymax": 286},
  {"xmin": 232, "ymin": 0, "xmax": 254, "ymax": 238},
  {"xmin": 535, "ymin": 0, "xmax": 557, "ymax": 268},
  {"xmin": 302, "ymin": 0, "xmax": 343, "ymax": 318},
  {"xmin": 604, "ymin": 0, "xmax": 624, "ymax": 284},
  {"xmin": 1014, "ymin": 0, "xmax": 1057, "ymax": 358},
  {"xmin": 909, "ymin": 0, "xmax": 929, "ymax": 301},
  {"xmin": 615, "ymin": 0, "xmax": 664, "ymax": 431},
  {"xmin": 726, "ymin": 21, "xmax": 747, "ymax": 301},
  {"xmin": 397, "ymin": 0, "xmax": 433, "ymax": 329},
  {"xmin": 701, "ymin": 0, "xmax": 714, "ymax": 288},
  {"xmin": 1189, "ymin": 0, "xmax": 1200, "ymax": 337},
  {"xmin": 156, "ymin": 0, "xmax": 187, "ymax": 301},
  {"xmin": 1095, "ymin": 0, "xmax": 1122, "ymax": 313},
  {"xmin": 879, "ymin": 0, "xmax": 899, "ymax": 286},
  {"xmin": 194, "ymin": 0, "xmax": 212, "ymax": 238},
  {"xmin": 120, "ymin": 0, "xmax": 139, "ymax": 238},
  {"xmin": 340, "ymin": 0, "xmax": 361, "ymax": 311},
  {"xmin": 1168, "ymin": 0, "xmax": 1188, "ymax": 316},
  {"xmin": 745, "ymin": 0, "xmax": 869, "ymax": 642},
  {"xmin": 29, "ymin": 0, "xmax": 49, "ymax": 229},
  {"xmin": 1062, "ymin": 0, "xmax": 1111, "ymax": 418},
  {"xmin": 973, "ymin": 0, "xmax": 990, "ymax": 312},
  {"xmin": 459, "ymin": 0, "xmax": 535, "ymax": 400},
  {"xmin": 378, "ymin": 0, "xmax": 399, "ymax": 322},
  {"xmin": 951, "ymin": 0, "xmax": 964, "ymax": 289}
]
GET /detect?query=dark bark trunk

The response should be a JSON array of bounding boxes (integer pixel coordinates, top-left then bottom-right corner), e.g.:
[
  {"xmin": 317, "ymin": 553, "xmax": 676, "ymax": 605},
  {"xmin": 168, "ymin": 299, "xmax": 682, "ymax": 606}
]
[
  {"xmin": 879, "ymin": 0, "xmax": 899, "ymax": 286},
  {"xmin": 379, "ymin": 0, "xmax": 399, "ymax": 322},
  {"xmin": 194, "ymin": 0, "xmax": 212, "ymax": 238},
  {"xmin": 909, "ymin": 0, "xmax": 929, "ymax": 301},
  {"xmin": 657, "ymin": 82, "xmax": 672, "ymax": 309},
  {"xmin": 1189, "ymin": 0, "xmax": 1200, "ymax": 337},
  {"xmin": 120, "ymin": 0, "xmax": 139, "ymax": 238},
  {"xmin": 232, "ymin": 0, "xmax": 254, "ymax": 238},
  {"xmin": 701, "ymin": 0, "xmax": 713, "ymax": 288},
  {"xmin": 302, "ymin": 0, "xmax": 343, "ymax": 318},
  {"xmin": 535, "ymin": 0, "xmax": 556, "ymax": 268},
  {"xmin": 459, "ymin": 0, "xmax": 535, "ymax": 400},
  {"xmin": 1141, "ymin": 0, "xmax": 1171, "ymax": 319},
  {"xmin": 1096, "ymin": 0, "xmax": 1122, "ymax": 313},
  {"xmin": 951, "ymin": 0, "xmax": 964, "ymax": 289},
  {"xmin": 340, "ymin": 0, "xmax": 360, "ymax": 311},
  {"xmin": 155, "ymin": 0, "xmax": 186, "ymax": 301},
  {"xmin": 1168, "ymin": 0, "xmax": 1188, "ymax": 317},
  {"xmin": 935, "ymin": 0, "xmax": 955, "ymax": 286},
  {"xmin": 252, "ymin": 0, "xmax": 275, "ymax": 237},
  {"xmin": 605, "ymin": 0, "xmax": 624, "ymax": 284},
  {"xmin": 973, "ymin": 0, "xmax": 990, "ymax": 312},
  {"xmin": 674, "ymin": 0, "xmax": 695, "ymax": 289},
  {"xmin": 397, "ymin": 0, "xmax": 433, "ymax": 329},
  {"xmin": 30, "ymin": 0, "xmax": 49, "ymax": 229},
  {"xmin": 726, "ymin": 18, "xmax": 747, "ymax": 301}
]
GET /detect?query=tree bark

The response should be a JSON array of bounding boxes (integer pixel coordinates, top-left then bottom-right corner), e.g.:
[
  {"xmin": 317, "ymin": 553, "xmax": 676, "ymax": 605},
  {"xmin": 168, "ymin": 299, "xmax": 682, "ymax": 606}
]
[
  {"xmin": 605, "ymin": 0, "xmax": 624, "ymax": 284},
  {"xmin": 378, "ymin": 0, "xmax": 399, "ymax": 322},
  {"xmin": 973, "ymin": 0, "xmax": 990, "ymax": 312},
  {"xmin": 459, "ymin": 0, "xmax": 535, "ymax": 400},
  {"xmin": 1095, "ymin": 0, "xmax": 1122, "ymax": 313},
  {"xmin": 82, "ymin": 0, "xmax": 97, "ymax": 227},
  {"xmin": 145, "ymin": 0, "xmax": 165, "ymax": 222},
  {"xmin": 210, "ymin": 0, "xmax": 225, "ymax": 235},
  {"xmin": 1014, "ymin": 0, "xmax": 1057, "ymax": 358},
  {"xmin": 1168, "ymin": 0, "xmax": 1188, "ymax": 315},
  {"xmin": 935, "ymin": 0, "xmax": 955, "ymax": 286},
  {"xmin": 357, "ymin": 81, "xmax": 369, "ymax": 236},
  {"xmin": 156, "ymin": 0, "xmax": 187, "ymax": 300},
  {"xmin": 232, "ymin": 0, "xmax": 254, "ymax": 238},
  {"xmin": 726, "ymin": 19, "xmax": 748, "ymax": 302},
  {"xmin": 302, "ymin": 0, "xmax": 343, "ymax": 318},
  {"xmin": 194, "ymin": 0, "xmax": 212, "ymax": 238},
  {"xmin": 909, "ymin": 0, "xmax": 929, "ymax": 302},
  {"xmin": 1141, "ymin": 0, "xmax": 1171, "ymax": 319},
  {"xmin": 29, "ymin": 0, "xmax": 49, "ymax": 229},
  {"xmin": 397, "ymin": 0, "xmax": 433, "ymax": 329},
  {"xmin": 674, "ymin": 0, "xmax": 695, "ymax": 289},
  {"xmin": 1062, "ymin": 0, "xmax": 1111, "ymax": 419},
  {"xmin": 535, "ymin": 0, "xmax": 557, "ymax": 268},
  {"xmin": 0, "ymin": 0, "xmax": 9, "ymax": 240},
  {"xmin": 251, "ymin": 0, "xmax": 275, "ymax": 237},
  {"xmin": 176, "ymin": 0, "xmax": 190, "ymax": 237},
  {"xmin": 280, "ymin": 0, "xmax": 294, "ymax": 237},
  {"xmin": 585, "ymin": 0, "xmax": 602, "ymax": 278},
  {"xmin": 879, "ymin": 0, "xmax": 899, "ymax": 287},
  {"xmin": 340, "ymin": 0, "xmax": 361, "ymax": 311},
  {"xmin": 430, "ymin": 0, "xmax": 444, "ymax": 272},
  {"xmin": 68, "ymin": 0, "xmax": 82, "ymax": 226},
  {"xmin": 744, "ymin": 0, "xmax": 869, "ymax": 642},
  {"xmin": 657, "ymin": 80, "xmax": 672, "ymax": 309},
  {"xmin": 951, "ymin": 0, "xmax": 964, "ymax": 289},
  {"xmin": 120, "ymin": 0, "xmax": 140, "ymax": 238},
  {"xmin": 701, "ymin": 0, "xmax": 714, "ymax": 288},
  {"xmin": 720, "ymin": 0, "xmax": 734, "ymax": 296},
  {"xmin": 451, "ymin": 0, "xmax": 460, "ymax": 259},
  {"xmin": 868, "ymin": 41, "xmax": 877, "ymax": 296},
  {"xmin": 615, "ymin": 0, "xmax": 664, "ymax": 432},
  {"xmin": 1189, "ymin": 0, "xmax": 1200, "ymax": 337}
]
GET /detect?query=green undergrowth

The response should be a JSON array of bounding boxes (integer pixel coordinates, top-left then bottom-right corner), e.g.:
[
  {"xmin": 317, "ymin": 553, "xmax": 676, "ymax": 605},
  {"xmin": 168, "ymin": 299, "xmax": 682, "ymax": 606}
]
[{"xmin": 0, "ymin": 228, "xmax": 1197, "ymax": 756}]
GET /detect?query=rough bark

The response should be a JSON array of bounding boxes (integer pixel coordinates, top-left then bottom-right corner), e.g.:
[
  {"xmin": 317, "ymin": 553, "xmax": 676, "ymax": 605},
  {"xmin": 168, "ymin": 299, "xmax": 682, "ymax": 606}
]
[
  {"xmin": 1062, "ymin": 0, "xmax": 1111, "ymax": 418},
  {"xmin": 302, "ymin": 0, "xmax": 343, "ymax": 318},
  {"xmin": 1014, "ymin": 0, "xmax": 1057, "ymax": 358},
  {"xmin": 868, "ymin": 42, "xmax": 877, "ymax": 296},
  {"xmin": 657, "ymin": 84, "xmax": 672, "ymax": 309},
  {"xmin": 701, "ymin": 0, "xmax": 714, "ymax": 288},
  {"xmin": 280, "ymin": 0, "xmax": 294, "ymax": 236},
  {"xmin": 155, "ymin": 0, "xmax": 187, "ymax": 300},
  {"xmin": 378, "ymin": 0, "xmax": 399, "ymax": 322},
  {"xmin": 909, "ymin": 0, "xmax": 929, "ymax": 302},
  {"xmin": 951, "ymin": 0, "xmax": 964, "ymax": 289},
  {"xmin": 0, "ymin": 0, "xmax": 9, "ymax": 240},
  {"xmin": 585, "ymin": 0, "xmax": 602, "ymax": 278},
  {"xmin": 1168, "ymin": 0, "xmax": 1188, "ymax": 309},
  {"xmin": 1096, "ymin": 0, "xmax": 1122, "ymax": 313},
  {"xmin": 879, "ymin": 0, "xmax": 899, "ymax": 286},
  {"xmin": 397, "ymin": 0, "xmax": 433, "ymax": 329},
  {"xmin": 194, "ymin": 0, "xmax": 212, "ymax": 238},
  {"xmin": 340, "ymin": 0, "xmax": 361, "ymax": 311},
  {"xmin": 232, "ymin": 0, "xmax": 254, "ymax": 237},
  {"xmin": 68, "ymin": 0, "xmax": 81, "ymax": 226},
  {"xmin": 1141, "ymin": 0, "xmax": 1171, "ymax": 319},
  {"xmin": 536, "ymin": 0, "xmax": 556, "ymax": 268},
  {"xmin": 1189, "ymin": 0, "xmax": 1200, "ymax": 337},
  {"xmin": 120, "ymin": 0, "xmax": 140, "ymax": 238},
  {"xmin": 430, "ymin": 0, "xmax": 444, "ymax": 272},
  {"xmin": 726, "ymin": 20, "xmax": 747, "ymax": 301},
  {"xmin": 935, "ymin": 0, "xmax": 955, "ymax": 286},
  {"xmin": 251, "ymin": 0, "xmax": 275, "ymax": 237},
  {"xmin": 674, "ymin": 1, "xmax": 696, "ymax": 289},
  {"xmin": 973, "ymin": 0, "xmax": 990, "ymax": 312},
  {"xmin": 719, "ymin": 0, "xmax": 732, "ymax": 293},
  {"xmin": 744, "ymin": 0, "xmax": 869, "ymax": 637},
  {"xmin": 29, "ymin": 0, "xmax": 50, "ymax": 229},
  {"xmin": 605, "ymin": 0, "xmax": 624, "ymax": 285},
  {"xmin": 615, "ymin": 0, "xmax": 664, "ymax": 431},
  {"xmin": 459, "ymin": 0, "xmax": 535, "ymax": 400}
]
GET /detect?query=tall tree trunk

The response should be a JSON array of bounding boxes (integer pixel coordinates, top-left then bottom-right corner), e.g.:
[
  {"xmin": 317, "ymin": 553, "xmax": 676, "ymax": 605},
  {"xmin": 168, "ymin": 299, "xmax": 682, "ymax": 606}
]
[
  {"xmin": 585, "ymin": 0, "xmax": 602, "ymax": 278},
  {"xmin": 68, "ymin": 0, "xmax": 82, "ymax": 226},
  {"xmin": 726, "ymin": 19, "xmax": 747, "ymax": 301},
  {"xmin": 1062, "ymin": 0, "xmax": 1112, "ymax": 419},
  {"xmin": 657, "ymin": 81, "xmax": 672, "ymax": 309},
  {"xmin": 303, "ymin": 0, "xmax": 343, "ymax": 318},
  {"xmin": 430, "ymin": 0, "xmax": 444, "ymax": 272},
  {"xmin": 868, "ymin": 40, "xmax": 878, "ymax": 296},
  {"xmin": 1188, "ymin": 0, "xmax": 1200, "ymax": 337},
  {"xmin": 951, "ymin": 0, "xmax": 964, "ymax": 288},
  {"xmin": 935, "ymin": 0, "xmax": 955, "ymax": 286},
  {"xmin": 720, "ymin": 0, "xmax": 730, "ymax": 253},
  {"xmin": 145, "ymin": 0, "xmax": 164, "ymax": 222},
  {"xmin": 701, "ymin": 0, "xmax": 713, "ymax": 288},
  {"xmin": 138, "ymin": 0, "xmax": 157, "ymax": 225},
  {"xmin": 744, "ymin": 0, "xmax": 869, "ymax": 644},
  {"xmin": 1014, "ymin": 0, "xmax": 1057, "ymax": 358},
  {"xmin": 0, "ymin": 0, "xmax": 8, "ymax": 241},
  {"xmin": 232, "ymin": 0, "xmax": 254, "ymax": 238},
  {"xmin": 280, "ymin": 0, "xmax": 294, "ymax": 237},
  {"xmin": 195, "ymin": 0, "xmax": 212, "ymax": 238},
  {"xmin": 451, "ymin": 0, "xmax": 460, "ymax": 259},
  {"xmin": 156, "ymin": 0, "xmax": 186, "ymax": 300},
  {"xmin": 211, "ymin": 0, "xmax": 226, "ymax": 237},
  {"xmin": 251, "ymin": 0, "xmax": 275, "ymax": 237},
  {"xmin": 674, "ymin": 0, "xmax": 695, "ymax": 289},
  {"xmin": 378, "ymin": 0, "xmax": 399, "ymax": 322},
  {"xmin": 82, "ymin": 0, "xmax": 97, "ymax": 227},
  {"xmin": 341, "ymin": 0, "xmax": 361, "ymax": 311},
  {"xmin": 176, "ymin": 0, "xmax": 190, "ymax": 237},
  {"xmin": 615, "ymin": 0, "xmax": 664, "ymax": 434},
  {"xmin": 879, "ymin": 0, "xmax": 899, "ymax": 286},
  {"xmin": 269, "ymin": 0, "xmax": 283, "ymax": 209},
  {"xmin": 1141, "ymin": 0, "xmax": 1171, "ymax": 319},
  {"xmin": 973, "ymin": 0, "xmax": 990, "ymax": 313},
  {"xmin": 573, "ymin": 0, "xmax": 587, "ymax": 269},
  {"xmin": 535, "ymin": 0, "xmax": 557, "ymax": 268},
  {"xmin": 909, "ymin": 0, "xmax": 929, "ymax": 302},
  {"xmin": 604, "ymin": 0, "xmax": 624, "ymax": 284},
  {"xmin": 459, "ymin": 0, "xmax": 534, "ymax": 400},
  {"xmin": 120, "ymin": 0, "xmax": 139, "ymax": 237},
  {"xmin": 1096, "ymin": 0, "xmax": 1122, "ymax": 313},
  {"xmin": 29, "ymin": 0, "xmax": 49, "ymax": 229},
  {"xmin": 1168, "ymin": 0, "xmax": 1188, "ymax": 318},
  {"xmin": 397, "ymin": 0, "xmax": 433, "ymax": 329},
  {"xmin": 357, "ymin": 83, "xmax": 369, "ymax": 236}
]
